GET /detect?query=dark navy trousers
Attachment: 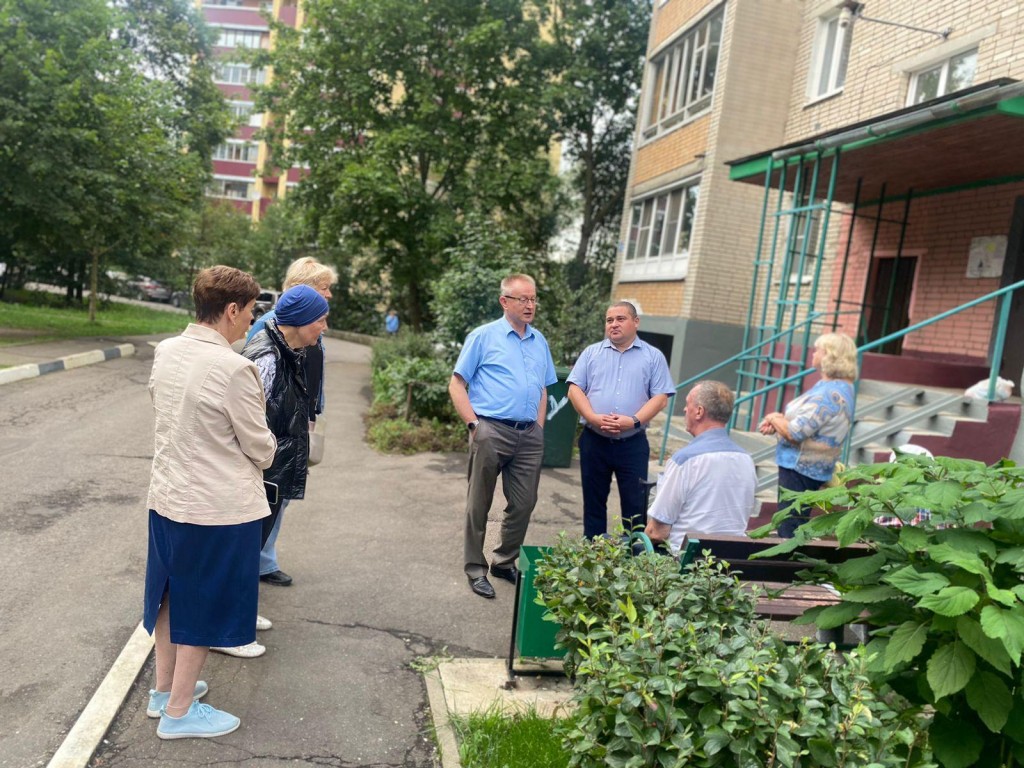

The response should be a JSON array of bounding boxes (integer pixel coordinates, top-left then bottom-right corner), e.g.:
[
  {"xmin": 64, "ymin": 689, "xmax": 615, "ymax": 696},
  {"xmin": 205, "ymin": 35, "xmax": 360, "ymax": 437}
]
[{"xmin": 579, "ymin": 428, "xmax": 649, "ymax": 539}]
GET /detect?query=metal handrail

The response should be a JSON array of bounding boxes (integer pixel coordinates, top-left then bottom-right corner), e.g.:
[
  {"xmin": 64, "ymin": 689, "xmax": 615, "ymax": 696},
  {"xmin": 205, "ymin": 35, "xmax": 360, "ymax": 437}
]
[
  {"xmin": 658, "ymin": 311, "xmax": 827, "ymax": 461},
  {"xmin": 656, "ymin": 276, "xmax": 1024, "ymax": 463}
]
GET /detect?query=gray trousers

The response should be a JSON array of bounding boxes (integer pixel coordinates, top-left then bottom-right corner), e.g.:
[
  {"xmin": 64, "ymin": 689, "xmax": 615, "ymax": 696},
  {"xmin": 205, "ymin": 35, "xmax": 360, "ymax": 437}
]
[{"xmin": 463, "ymin": 419, "xmax": 544, "ymax": 578}]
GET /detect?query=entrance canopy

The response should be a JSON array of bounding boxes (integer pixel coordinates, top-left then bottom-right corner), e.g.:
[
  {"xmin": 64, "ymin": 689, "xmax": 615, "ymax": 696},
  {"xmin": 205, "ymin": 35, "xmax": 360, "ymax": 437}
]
[{"xmin": 727, "ymin": 79, "xmax": 1024, "ymax": 203}]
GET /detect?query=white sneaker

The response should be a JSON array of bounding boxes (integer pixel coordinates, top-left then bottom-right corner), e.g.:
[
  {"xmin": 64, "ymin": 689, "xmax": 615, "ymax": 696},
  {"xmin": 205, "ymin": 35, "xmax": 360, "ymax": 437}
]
[
  {"xmin": 211, "ymin": 642, "xmax": 266, "ymax": 658},
  {"xmin": 255, "ymin": 615, "xmax": 273, "ymax": 631}
]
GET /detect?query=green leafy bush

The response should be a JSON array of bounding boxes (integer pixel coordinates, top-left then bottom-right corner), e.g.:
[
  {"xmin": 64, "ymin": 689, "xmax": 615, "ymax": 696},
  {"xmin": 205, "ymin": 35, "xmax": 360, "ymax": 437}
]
[
  {"xmin": 755, "ymin": 455, "xmax": 1024, "ymax": 768},
  {"xmin": 370, "ymin": 334, "xmax": 455, "ymax": 422},
  {"xmin": 534, "ymin": 534, "xmax": 931, "ymax": 768},
  {"xmin": 533, "ymin": 533, "xmax": 756, "ymax": 677},
  {"xmin": 365, "ymin": 413, "xmax": 464, "ymax": 454}
]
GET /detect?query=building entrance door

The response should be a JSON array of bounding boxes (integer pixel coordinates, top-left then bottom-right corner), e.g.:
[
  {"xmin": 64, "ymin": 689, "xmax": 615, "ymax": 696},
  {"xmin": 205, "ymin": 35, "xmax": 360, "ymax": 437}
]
[
  {"xmin": 862, "ymin": 256, "xmax": 918, "ymax": 355},
  {"xmin": 994, "ymin": 197, "xmax": 1024, "ymax": 388}
]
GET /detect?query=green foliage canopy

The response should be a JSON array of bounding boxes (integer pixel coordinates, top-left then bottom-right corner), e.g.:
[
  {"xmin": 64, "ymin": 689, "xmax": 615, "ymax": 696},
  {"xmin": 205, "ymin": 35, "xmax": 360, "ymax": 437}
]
[
  {"xmin": 754, "ymin": 455, "xmax": 1024, "ymax": 768},
  {"xmin": 257, "ymin": 0, "xmax": 560, "ymax": 329}
]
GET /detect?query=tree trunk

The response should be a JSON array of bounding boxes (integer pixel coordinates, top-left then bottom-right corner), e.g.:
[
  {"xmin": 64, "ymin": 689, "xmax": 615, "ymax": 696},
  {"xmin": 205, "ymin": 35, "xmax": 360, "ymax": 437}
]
[{"xmin": 88, "ymin": 251, "xmax": 99, "ymax": 322}]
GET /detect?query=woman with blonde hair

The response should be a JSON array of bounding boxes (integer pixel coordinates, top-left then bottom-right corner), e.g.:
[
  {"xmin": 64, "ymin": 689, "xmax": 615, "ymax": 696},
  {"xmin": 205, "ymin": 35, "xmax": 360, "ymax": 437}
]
[
  {"xmin": 248, "ymin": 257, "xmax": 337, "ymax": 586},
  {"xmin": 758, "ymin": 332, "xmax": 858, "ymax": 538}
]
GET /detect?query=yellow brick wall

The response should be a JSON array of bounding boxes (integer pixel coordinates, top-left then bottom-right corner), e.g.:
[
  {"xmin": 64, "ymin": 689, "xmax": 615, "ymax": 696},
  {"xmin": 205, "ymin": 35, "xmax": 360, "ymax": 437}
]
[
  {"xmin": 652, "ymin": 0, "xmax": 719, "ymax": 51},
  {"xmin": 614, "ymin": 281, "xmax": 687, "ymax": 317},
  {"xmin": 632, "ymin": 117, "xmax": 711, "ymax": 186},
  {"xmin": 787, "ymin": 1, "xmax": 1022, "ymax": 141}
]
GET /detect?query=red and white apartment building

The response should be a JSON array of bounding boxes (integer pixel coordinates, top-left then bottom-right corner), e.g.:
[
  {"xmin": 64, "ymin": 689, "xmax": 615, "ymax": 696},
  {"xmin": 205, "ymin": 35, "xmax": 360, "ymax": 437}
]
[{"xmin": 201, "ymin": 0, "xmax": 303, "ymax": 220}]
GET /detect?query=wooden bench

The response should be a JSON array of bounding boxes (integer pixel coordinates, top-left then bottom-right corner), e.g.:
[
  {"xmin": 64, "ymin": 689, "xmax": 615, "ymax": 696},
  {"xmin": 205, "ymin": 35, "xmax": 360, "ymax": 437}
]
[{"xmin": 676, "ymin": 532, "xmax": 868, "ymax": 642}]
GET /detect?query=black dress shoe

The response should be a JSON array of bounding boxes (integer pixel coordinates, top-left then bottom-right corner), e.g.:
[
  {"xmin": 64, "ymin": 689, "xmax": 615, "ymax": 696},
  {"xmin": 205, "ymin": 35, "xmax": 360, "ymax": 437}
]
[
  {"xmin": 489, "ymin": 564, "xmax": 519, "ymax": 585},
  {"xmin": 468, "ymin": 575, "xmax": 495, "ymax": 599},
  {"xmin": 260, "ymin": 570, "xmax": 293, "ymax": 587}
]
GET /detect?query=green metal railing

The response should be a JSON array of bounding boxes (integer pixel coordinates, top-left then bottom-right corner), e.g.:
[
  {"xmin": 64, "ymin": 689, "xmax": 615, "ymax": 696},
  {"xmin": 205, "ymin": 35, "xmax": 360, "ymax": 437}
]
[{"xmin": 657, "ymin": 277, "xmax": 1024, "ymax": 463}]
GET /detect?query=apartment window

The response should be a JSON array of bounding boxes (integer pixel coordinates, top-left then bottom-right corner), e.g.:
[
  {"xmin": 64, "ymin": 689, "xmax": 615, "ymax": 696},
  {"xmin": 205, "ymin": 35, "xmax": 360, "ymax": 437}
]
[
  {"xmin": 213, "ymin": 63, "xmax": 265, "ymax": 85},
  {"xmin": 228, "ymin": 101, "xmax": 253, "ymax": 120},
  {"xmin": 908, "ymin": 49, "xmax": 977, "ymax": 105},
  {"xmin": 809, "ymin": 12, "xmax": 852, "ymax": 101},
  {"xmin": 621, "ymin": 179, "xmax": 700, "ymax": 280},
  {"xmin": 208, "ymin": 179, "xmax": 253, "ymax": 200},
  {"xmin": 213, "ymin": 141, "xmax": 259, "ymax": 163},
  {"xmin": 217, "ymin": 28, "xmax": 263, "ymax": 49},
  {"xmin": 642, "ymin": 6, "xmax": 723, "ymax": 138}
]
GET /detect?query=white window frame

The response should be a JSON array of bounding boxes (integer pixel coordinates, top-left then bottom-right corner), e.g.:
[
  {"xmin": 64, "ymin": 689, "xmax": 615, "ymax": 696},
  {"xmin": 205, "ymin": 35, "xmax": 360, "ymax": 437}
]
[
  {"xmin": 213, "ymin": 140, "xmax": 259, "ymax": 163},
  {"xmin": 907, "ymin": 48, "xmax": 978, "ymax": 106},
  {"xmin": 216, "ymin": 28, "xmax": 264, "ymax": 49},
  {"xmin": 213, "ymin": 62, "xmax": 265, "ymax": 86},
  {"xmin": 208, "ymin": 176, "xmax": 254, "ymax": 200},
  {"xmin": 641, "ymin": 5, "xmax": 724, "ymax": 141},
  {"xmin": 227, "ymin": 100, "xmax": 253, "ymax": 120},
  {"xmin": 807, "ymin": 11, "xmax": 851, "ymax": 102},
  {"xmin": 620, "ymin": 178, "xmax": 701, "ymax": 282}
]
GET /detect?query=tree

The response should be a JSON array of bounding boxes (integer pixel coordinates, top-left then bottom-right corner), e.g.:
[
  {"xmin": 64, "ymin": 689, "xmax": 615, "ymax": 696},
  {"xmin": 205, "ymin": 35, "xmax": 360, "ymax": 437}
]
[
  {"xmin": 536, "ymin": 0, "xmax": 652, "ymax": 286},
  {"xmin": 257, "ymin": 0, "xmax": 560, "ymax": 330},
  {"xmin": 0, "ymin": 0, "xmax": 230, "ymax": 316}
]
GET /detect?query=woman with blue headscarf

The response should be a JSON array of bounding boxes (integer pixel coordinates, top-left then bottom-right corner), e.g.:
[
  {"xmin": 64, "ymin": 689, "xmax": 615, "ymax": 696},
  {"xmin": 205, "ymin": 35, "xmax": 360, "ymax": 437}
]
[{"xmin": 211, "ymin": 284, "xmax": 329, "ymax": 658}]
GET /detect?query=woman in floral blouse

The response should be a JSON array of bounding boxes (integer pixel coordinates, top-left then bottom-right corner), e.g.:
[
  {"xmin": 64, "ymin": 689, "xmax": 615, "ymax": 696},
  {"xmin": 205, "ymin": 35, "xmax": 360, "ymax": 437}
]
[{"xmin": 758, "ymin": 332, "xmax": 858, "ymax": 538}]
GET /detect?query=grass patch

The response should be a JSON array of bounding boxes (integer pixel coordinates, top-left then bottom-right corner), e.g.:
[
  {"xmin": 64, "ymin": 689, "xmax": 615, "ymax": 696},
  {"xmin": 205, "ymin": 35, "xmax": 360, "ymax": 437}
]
[
  {"xmin": 450, "ymin": 708, "xmax": 568, "ymax": 768},
  {"xmin": 363, "ymin": 402, "xmax": 465, "ymax": 454},
  {"xmin": 0, "ymin": 291, "xmax": 188, "ymax": 344}
]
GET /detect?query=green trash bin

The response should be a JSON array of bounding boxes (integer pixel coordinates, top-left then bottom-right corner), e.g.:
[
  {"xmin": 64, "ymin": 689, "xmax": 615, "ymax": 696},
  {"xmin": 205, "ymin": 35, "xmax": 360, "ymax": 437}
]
[
  {"xmin": 542, "ymin": 366, "xmax": 577, "ymax": 468},
  {"xmin": 510, "ymin": 546, "xmax": 566, "ymax": 669}
]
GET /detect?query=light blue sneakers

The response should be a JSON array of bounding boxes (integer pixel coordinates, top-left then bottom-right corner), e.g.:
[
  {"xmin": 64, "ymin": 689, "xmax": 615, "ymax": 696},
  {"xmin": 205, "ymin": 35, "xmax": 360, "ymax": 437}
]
[
  {"xmin": 157, "ymin": 701, "xmax": 240, "ymax": 740},
  {"xmin": 146, "ymin": 681, "xmax": 210, "ymax": 718}
]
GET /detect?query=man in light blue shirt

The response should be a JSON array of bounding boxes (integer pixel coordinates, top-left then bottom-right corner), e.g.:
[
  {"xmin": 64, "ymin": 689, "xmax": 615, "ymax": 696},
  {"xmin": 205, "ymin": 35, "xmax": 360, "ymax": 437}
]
[
  {"xmin": 448, "ymin": 274, "xmax": 558, "ymax": 599},
  {"xmin": 567, "ymin": 301, "xmax": 675, "ymax": 538}
]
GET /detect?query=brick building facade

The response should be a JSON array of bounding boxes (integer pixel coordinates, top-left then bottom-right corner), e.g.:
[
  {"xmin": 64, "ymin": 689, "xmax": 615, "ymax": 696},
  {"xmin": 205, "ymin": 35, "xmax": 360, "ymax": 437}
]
[{"xmin": 617, "ymin": 0, "xmax": 1024, "ymax": 395}]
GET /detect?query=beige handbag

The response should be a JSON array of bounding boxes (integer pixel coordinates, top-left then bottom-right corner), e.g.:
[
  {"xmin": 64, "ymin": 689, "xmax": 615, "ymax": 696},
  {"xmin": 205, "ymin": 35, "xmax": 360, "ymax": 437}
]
[{"xmin": 308, "ymin": 416, "xmax": 326, "ymax": 466}]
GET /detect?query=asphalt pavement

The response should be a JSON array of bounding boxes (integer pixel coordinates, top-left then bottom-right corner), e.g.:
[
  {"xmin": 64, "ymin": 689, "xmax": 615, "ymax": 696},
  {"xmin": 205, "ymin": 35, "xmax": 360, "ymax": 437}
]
[{"xmin": 2, "ymin": 332, "xmax": 597, "ymax": 767}]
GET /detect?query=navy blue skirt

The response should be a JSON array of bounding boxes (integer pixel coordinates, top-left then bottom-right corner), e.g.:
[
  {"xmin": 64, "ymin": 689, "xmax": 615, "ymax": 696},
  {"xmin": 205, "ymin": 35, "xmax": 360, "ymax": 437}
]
[{"xmin": 143, "ymin": 510, "xmax": 261, "ymax": 647}]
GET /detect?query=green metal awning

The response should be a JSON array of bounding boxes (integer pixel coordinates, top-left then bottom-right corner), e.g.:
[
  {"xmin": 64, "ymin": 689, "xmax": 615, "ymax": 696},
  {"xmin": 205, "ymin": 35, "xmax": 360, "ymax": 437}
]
[{"xmin": 727, "ymin": 79, "xmax": 1024, "ymax": 203}]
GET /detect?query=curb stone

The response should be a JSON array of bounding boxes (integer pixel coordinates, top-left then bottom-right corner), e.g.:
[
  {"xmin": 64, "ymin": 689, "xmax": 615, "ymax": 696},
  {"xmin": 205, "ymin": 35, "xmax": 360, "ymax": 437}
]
[{"xmin": 0, "ymin": 343, "xmax": 135, "ymax": 386}]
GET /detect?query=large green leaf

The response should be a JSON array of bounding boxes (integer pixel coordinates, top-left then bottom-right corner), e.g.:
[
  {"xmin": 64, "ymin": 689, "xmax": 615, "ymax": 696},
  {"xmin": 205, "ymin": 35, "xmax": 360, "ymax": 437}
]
[
  {"xmin": 930, "ymin": 713, "xmax": 984, "ymax": 768},
  {"xmin": 835, "ymin": 553, "xmax": 887, "ymax": 582},
  {"xmin": 962, "ymin": 501, "xmax": 998, "ymax": 525},
  {"xmin": 898, "ymin": 525, "xmax": 931, "ymax": 551},
  {"xmin": 924, "ymin": 480, "xmax": 966, "ymax": 510},
  {"xmin": 883, "ymin": 566, "xmax": 950, "ymax": 597},
  {"xmin": 980, "ymin": 605, "xmax": 1024, "ymax": 663},
  {"xmin": 996, "ymin": 546, "xmax": 1024, "ymax": 566},
  {"xmin": 812, "ymin": 601, "xmax": 866, "ymax": 630},
  {"xmin": 843, "ymin": 585, "xmax": 902, "ymax": 603},
  {"xmin": 929, "ymin": 544, "xmax": 990, "ymax": 577},
  {"xmin": 835, "ymin": 508, "xmax": 872, "ymax": 547},
  {"xmin": 927, "ymin": 641, "xmax": 976, "ymax": 699},
  {"xmin": 917, "ymin": 587, "xmax": 980, "ymax": 617},
  {"xmin": 884, "ymin": 621, "xmax": 929, "ymax": 670},
  {"xmin": 956, "ymin": 615, "xmax": 1013, "ymax": 676},
  {"xmin": 986, "ymin": 581, "xmax": 1018, "ymax": 608},
  {"xmin": 966, "ymin": 671, "xmax": 1012, "ymax": 732},
  {"xmin": 935, "ymin": 529, "xmax": 998, "ymax": 559}
]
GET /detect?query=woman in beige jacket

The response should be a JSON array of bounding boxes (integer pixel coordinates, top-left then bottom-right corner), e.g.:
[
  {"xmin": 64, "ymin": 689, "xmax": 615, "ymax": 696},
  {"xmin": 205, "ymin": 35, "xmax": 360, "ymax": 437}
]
[{"xmin": 142, "ymin": 266, "xmax": 277, "ymax": 740}]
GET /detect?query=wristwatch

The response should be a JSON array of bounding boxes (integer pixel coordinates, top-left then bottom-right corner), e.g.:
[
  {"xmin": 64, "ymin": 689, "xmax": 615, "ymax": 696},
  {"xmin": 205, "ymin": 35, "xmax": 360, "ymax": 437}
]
[
  {"xmin": 632, "ymin": 416, "xmax": 641, "ymax": 430},
  {"xmin": 467, "ymin": 419, "xmax": 479, "ymax": 432}
]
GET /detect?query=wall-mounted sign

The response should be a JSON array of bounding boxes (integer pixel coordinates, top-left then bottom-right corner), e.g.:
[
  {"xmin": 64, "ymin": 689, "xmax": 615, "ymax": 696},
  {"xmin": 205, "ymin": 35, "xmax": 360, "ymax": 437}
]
[{"xmin": 966, "ymin": 236, "xmax": 1007, "ymax": 279}]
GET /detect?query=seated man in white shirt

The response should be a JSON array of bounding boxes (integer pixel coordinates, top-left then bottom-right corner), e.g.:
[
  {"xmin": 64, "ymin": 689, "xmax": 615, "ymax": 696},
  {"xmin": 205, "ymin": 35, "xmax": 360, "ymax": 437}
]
[{"xmin": 645, "ymin": 380, "xmax": 758, "ymax": 555}]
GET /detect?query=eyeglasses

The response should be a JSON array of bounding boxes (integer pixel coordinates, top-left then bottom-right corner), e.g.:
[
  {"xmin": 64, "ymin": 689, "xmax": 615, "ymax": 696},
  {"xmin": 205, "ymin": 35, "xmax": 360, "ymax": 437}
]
[{"xmin": 503, "ymin": 295, "xmax": 538, "ymax": 306}]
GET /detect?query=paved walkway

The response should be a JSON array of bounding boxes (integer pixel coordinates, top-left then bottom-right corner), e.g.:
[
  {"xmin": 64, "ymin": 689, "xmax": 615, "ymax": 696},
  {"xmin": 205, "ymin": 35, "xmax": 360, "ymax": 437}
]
[{"xmin": 14, "ymin": 334, "xmax": 599, "ymax": 767}]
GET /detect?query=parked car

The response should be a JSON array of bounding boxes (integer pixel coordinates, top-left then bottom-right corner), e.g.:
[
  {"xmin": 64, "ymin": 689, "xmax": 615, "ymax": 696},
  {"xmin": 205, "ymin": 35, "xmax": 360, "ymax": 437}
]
[
  {"xmin": 170, "ymin": 290, "xmax": 192, "ymax": 309},
  {"xmin": 127, "ymin": 276, "xmax": 171, "ymax": 303},
  {"xmin": 252, "ymin": 289, "xmax": 281, "ymax": 322}
]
